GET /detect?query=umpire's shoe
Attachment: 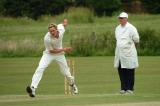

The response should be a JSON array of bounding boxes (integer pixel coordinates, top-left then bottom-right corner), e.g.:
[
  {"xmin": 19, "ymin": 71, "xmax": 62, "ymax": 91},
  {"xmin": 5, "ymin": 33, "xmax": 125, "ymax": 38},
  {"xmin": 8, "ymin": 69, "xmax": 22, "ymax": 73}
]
[
  {"xmin": 26, "ymin": 86, "xmax": 36, "ymax": 97},
  {"xmin": 70, "ymin": 84, "xmax": 78, "ymax": 94}
]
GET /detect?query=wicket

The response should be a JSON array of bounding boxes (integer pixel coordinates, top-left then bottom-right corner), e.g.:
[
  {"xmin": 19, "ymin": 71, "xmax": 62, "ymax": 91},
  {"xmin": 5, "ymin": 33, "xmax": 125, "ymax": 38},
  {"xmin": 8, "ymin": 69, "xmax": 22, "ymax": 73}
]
[{"xmin": 64, "ymin": 59, "xmax": 75, "ymax": 95}]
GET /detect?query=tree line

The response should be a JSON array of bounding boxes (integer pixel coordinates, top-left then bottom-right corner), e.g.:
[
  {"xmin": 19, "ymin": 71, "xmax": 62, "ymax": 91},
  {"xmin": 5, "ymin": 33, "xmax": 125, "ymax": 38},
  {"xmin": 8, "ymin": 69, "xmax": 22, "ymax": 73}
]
[{"xmin": 0, "ymin": 0, "xmax": 160, "ymax": 20}]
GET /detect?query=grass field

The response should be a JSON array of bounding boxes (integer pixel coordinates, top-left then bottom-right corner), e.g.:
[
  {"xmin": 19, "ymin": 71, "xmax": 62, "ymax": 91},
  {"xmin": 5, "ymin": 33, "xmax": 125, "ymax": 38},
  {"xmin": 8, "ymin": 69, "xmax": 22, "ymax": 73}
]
[
  {"xmin": 0, "ymin": 56, "xmax": 160, "ymax": 106},
  {"xmin": 0, "ymin": 14, "xmax": 160, "ymax": 57},
  {"xmin": 1, "ymin": 14, "xmax": 160, "ymax": 42}
]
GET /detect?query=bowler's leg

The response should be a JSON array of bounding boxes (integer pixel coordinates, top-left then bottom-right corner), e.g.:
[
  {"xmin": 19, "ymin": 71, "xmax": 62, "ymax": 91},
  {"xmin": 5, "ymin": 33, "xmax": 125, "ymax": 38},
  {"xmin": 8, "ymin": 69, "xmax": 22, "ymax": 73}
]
[
  {"xmin": 56, "ymin": 55, "xmax": 78, "ymax": 94},
  {"xmin": 26, "ymin": 53, "xmax": 53, "ymax": 97},
  {"xmin": 31, "ymin": 53, "xmax": 53, "ymax": 88}
]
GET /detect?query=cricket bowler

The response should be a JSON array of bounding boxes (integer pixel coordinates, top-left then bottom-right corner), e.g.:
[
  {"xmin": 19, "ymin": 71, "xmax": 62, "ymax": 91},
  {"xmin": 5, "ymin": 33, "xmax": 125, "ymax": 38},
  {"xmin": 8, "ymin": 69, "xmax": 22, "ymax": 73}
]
[{"xmin": 26, "ymin": 19, "xmax": 78, "ymax": 97}]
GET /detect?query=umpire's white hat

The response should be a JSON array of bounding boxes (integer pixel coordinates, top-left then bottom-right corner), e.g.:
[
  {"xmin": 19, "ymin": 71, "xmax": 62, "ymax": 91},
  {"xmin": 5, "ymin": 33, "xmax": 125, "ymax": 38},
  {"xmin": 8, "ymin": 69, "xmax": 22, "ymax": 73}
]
[{"xmin": 118, "ymin": 12, "xmax": 128, "ymax": 18}]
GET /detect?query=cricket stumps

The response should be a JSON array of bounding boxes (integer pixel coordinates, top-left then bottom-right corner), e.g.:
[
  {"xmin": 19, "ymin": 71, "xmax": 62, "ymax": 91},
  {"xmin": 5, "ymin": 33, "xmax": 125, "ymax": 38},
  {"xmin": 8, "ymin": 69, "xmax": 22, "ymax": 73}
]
[{"xmin": 64, "ymin": 59, "xmax": 75, "ymax": 95}]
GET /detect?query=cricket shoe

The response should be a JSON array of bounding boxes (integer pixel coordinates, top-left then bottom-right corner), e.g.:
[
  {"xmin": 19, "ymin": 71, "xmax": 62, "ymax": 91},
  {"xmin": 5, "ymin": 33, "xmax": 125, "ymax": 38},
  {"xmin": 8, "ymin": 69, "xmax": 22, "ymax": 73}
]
[
  {"xmin": 126, "ymin": 90, "xmax": 133, "ymax": 94},
  {"xmin": 70, "ymin": 84, "xmax": 78, "ymax": 94},
  {"xmin": 26, "ymin": 86, "xmax": 36, "ymax": 97},
  {"xmin": 119, "ymin": 90, "xmax": 126, "ymax": 94}
]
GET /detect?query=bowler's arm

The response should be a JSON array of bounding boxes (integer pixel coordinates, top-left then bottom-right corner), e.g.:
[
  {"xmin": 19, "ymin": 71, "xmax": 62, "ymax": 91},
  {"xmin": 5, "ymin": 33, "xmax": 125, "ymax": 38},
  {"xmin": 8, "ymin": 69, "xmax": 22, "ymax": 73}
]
[
  {"xmin": 49, "ymin": 47, "xmax": 72, "ymax": 53},
  {"xmin": 44, "ymin": 40, "xmax": 70, "ymax": 54}
]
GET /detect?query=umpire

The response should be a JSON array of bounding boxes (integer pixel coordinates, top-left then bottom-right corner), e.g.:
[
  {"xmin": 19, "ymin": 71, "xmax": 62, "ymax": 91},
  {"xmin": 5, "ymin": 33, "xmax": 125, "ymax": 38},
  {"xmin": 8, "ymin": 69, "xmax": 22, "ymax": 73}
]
[{"xmin": 114, "ymin": 12, "xmax": 140, "ymax": 94}]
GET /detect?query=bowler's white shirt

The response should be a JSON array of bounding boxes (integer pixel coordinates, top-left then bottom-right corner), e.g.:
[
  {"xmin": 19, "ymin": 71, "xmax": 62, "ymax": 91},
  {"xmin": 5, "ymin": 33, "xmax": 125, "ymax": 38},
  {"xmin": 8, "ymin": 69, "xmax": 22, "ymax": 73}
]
[
  {"xmin": 43, "ymin": 24, "xmax": 65, "ymax": 54},
  {"xmin": 114, "ymin": 22, "xmax": 139, "ymax": 69},
  {"xmin": 57, "ymin": 24, "xmax": 65, "ymax": 35}
]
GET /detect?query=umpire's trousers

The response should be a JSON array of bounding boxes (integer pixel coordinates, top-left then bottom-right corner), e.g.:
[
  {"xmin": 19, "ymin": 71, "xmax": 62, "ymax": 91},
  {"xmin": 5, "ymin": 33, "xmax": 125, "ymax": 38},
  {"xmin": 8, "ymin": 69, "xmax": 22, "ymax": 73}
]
[{"xmin": 118, "ymin": 63, "xmax": 135, "ymax": 91}]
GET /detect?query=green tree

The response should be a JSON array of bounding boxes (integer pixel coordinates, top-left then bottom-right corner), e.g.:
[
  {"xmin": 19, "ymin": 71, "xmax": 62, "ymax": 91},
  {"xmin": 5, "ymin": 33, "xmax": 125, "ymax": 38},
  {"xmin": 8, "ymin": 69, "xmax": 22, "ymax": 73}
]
[
  {"xmin": 121, "ymin": 0, "xmax": 132, "ymax": 3},
  {"xmin": 0, "ymin": 0, "xmax": 5, "ymax": 15},
  {"xmin": 141, "ymin": 0, "xmax": 160, "ymax": 14},
  {"xmin": 74, "ymin": 0, "xmax": 88, "ymax": 6},
  {"xmin": 76, "ymin": 0, "xmax": 122, "ymax": 16},
  {"xmin": 2, "ymin": 0, "xmax": 71, "ymax": 20},
  {"xmin": 3, "ymin": 0, "xmax": 27, "ymax": 17}
]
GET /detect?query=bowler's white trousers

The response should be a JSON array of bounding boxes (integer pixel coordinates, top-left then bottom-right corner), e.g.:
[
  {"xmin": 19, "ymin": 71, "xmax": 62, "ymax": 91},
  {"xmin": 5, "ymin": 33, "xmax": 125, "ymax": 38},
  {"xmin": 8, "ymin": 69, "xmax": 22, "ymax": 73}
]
[{"xmin": 31, "ymin": 52, "xmax": 74, "ymax": 88}]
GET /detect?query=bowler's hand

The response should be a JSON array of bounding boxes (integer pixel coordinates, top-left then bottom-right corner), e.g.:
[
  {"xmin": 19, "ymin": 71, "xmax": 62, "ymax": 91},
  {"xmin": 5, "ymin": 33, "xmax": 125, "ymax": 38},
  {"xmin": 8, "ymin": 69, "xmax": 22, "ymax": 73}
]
[{"xmin": 64, "ymin": 47, "xmax": 72, "ymax": 52}]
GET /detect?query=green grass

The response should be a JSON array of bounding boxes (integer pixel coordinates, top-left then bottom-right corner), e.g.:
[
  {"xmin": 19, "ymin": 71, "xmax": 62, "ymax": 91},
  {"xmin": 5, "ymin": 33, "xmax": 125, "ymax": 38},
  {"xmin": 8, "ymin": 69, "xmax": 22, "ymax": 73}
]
[
  {"xmin": 0, "ymin": 14, "xmax": 160, "ymax": 57},
  {"xmin": 0, "ymin": 56, "xmax": 160, "ymax": 106},
  {"xmin": 0, "ymin": 14, "xmax": 160, "ymax": 42}
]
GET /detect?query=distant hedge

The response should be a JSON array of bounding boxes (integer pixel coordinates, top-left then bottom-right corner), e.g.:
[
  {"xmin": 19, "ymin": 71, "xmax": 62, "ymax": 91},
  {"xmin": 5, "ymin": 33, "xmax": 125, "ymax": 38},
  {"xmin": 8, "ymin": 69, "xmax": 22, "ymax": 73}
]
[
  {"xmin": 69, "ymin": 31, "xmax": 115, "ymax": 56},
  {"xmin": 0, "ymin": 28, "xmax": 159, "ymax": 57},
  {"xmin": 138, "ymin": 28, "xmax": 160, "ymax": 55},
  {"xmin": 69, "ymin": 28, "xmax": 160, "ymax": 56}
]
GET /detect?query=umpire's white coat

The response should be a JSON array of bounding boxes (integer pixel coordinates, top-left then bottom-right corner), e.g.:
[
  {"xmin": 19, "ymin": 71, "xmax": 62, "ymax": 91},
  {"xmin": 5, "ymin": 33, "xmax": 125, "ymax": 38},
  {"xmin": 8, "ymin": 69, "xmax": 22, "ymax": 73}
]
[{"xmin": 114, "ymin": 22, "xmax": 140, "ymax": 69}]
